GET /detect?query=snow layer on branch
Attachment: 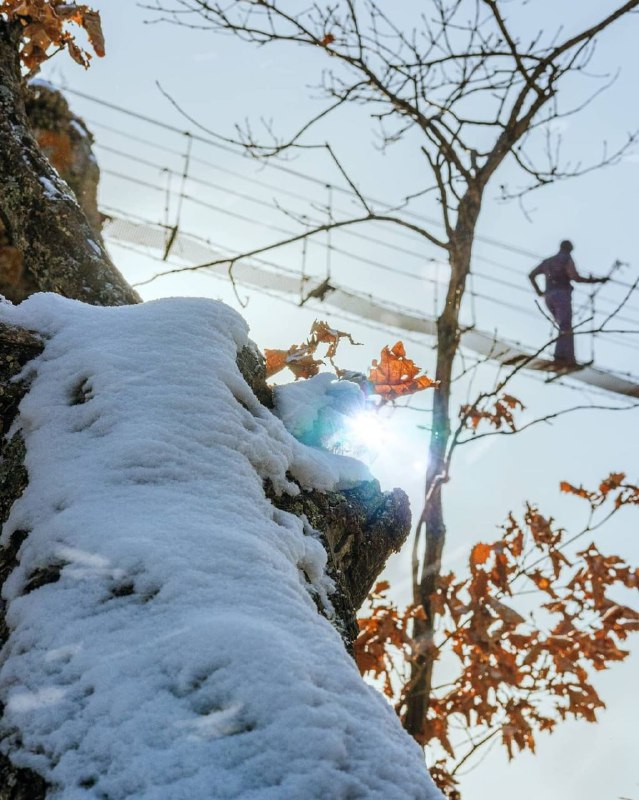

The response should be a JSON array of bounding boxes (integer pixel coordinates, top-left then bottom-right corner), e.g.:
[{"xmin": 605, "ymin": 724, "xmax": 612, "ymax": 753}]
[
  {"xmin": 0, "ymin": 294, "xmax": 439, "ymax": 800},
  {"xmin": 273, "ymin": 372, "xmax": 366, "ymax": 448}
]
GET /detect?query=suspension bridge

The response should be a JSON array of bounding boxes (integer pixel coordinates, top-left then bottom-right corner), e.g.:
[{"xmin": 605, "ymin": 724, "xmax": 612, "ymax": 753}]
[{"xmin": 59, "ymin": 87, "xmax": 639, "ymax": 400}]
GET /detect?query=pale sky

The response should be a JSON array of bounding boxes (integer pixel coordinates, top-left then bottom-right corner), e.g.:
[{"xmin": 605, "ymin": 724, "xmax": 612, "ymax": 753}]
[{"xmin": 42, "ymin": 3, "xmax": 639, "ymax": 798}]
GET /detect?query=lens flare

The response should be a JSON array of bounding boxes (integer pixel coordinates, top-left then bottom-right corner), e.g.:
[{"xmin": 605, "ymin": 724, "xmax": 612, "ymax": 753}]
[{"xmin": 339, "ymin": 410, "xmax": 395, "ymax": 462}]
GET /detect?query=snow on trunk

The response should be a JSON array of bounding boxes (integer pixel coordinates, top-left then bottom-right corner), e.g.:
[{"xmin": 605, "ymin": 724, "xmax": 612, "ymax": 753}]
[{"xmin": 0, "ymin": 294, "xmax": 440, "ymax": 800}]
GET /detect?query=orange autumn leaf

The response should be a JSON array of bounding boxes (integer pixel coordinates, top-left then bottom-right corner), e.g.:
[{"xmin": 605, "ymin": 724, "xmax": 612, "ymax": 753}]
[
  {"xmin": 368, "ymin": 341, "xmax": 437, "ymax": 401},
  {"xmin": 82, "ymin": 8, "xmax": 104, "ymax": 56},
  {"xmin": 528, "ymin": 570, "xmax": 556, "ymax": 597},
  {"xmin": 502, "ymin": 393, "xmax": 524, "ymax": 410},
  {"xmin": 284, "ymin": 347, "xmax": 323, "ymax": 380},
  {"xmin": 319, "ymin": 32, "xmax": 335, "ymax": 46},
  {"xmin": 460, "ymin": 393, "xmax": 524, "ymax": 432},
  {"xmin": 599, "ymin": 472, "xmax": 626, "ymax": 495},
  {"xmin": 264, "ymin": 345, "xmax": 322, "ymax": 380},
  {"xmin": 309, "ymin": 320, "xmax": 360, "ymax": 360},
  {"xmin": 470, "ymin": 542, "xmax": 492, "ymax": 567},
  {"xmin": 559, "ymin": 480, "xmax": 594, "ymax": 500},
  {"xmin": 264, "ymin": 349, "xmax": 288, "ymax": 378}
]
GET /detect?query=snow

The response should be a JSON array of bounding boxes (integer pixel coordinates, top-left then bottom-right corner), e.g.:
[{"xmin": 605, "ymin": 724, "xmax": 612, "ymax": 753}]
[
  {"xmin": 38, "ymin": 175, "xmax": 63, "ymax": 199},
  {"xmin": 0, "ymin": 294, "xmax": 440, "ymax": 799},
  {"xmin": 69, "ymin": 119, "xmax": 89, "ymax": 140},
  {"xmin": 38, "ymin": 175, "xmax": 74, "ymax": 202},
  {"xmin": 273, "ymin": 372, "xmax": 366, "ymax": 447},
  {"xmin": 87, "ymin": 239, "xmax": 102, "ymax": 256},
  {"xmin": 28, "ymin": 78, "xmax": 57, "ymax": 92}
]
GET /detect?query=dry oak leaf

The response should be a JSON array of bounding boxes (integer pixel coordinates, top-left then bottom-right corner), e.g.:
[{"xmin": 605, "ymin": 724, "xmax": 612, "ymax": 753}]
[
  {"xmin": 309, "ymin": 320, "xmax": 360, "ymax": 360},
  {"xmin": 470, "ymin": 542, "xmax": 492, "ymax": 567},
  {"xmin": 502, "ymin": 393, "xmax": 524, "ymax": 410},
  {"xmin": 81, "ymin": 8, "xmax": 104, "ymax": 56},
  {"xmin": 486, "ymin": 596, "xmax": 526, "ymax": 627},
  {"xmin": 559, "ymin": 481, "xmax": 593, "ymax": 500},
  {"xmin": 528, "ymin": 570, "xmax": 557, "ymax": 597},
  {"xmin": 599, "ymin": 472, "xmax": 626, "ymax": 495},
  {"xmin": 368, "ymin": 341, "xmax": 437, "ymax": 400},
  {"xmin": 264, "ymin": 345, "xmax": 322, "ymax": 380},
  {"xmin": 460, "ymin": 393, "xmax": 523, "ymax": 432}
]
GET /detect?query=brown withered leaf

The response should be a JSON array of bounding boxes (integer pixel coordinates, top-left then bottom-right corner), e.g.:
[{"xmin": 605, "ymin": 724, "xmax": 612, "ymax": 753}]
[
  {"xmin": 309, "ymin": 320, "xmax": 360, "ymax": 360},
  {"xmin": 502, "ymin": 393, "xmax": 525, "ymax": 410},
  {"xmin": 486, "ymin": 596, "xmax": 526, "ymax": 627},
  {"xmin": 81, "ymin": 8, "xmax": 104, "ymax": 56},
  {"xmin": 559, "ymin": 480, "xmax": 593, "ymax": 499},
  {"xmin": 369, "ymin": 341, "xmax": 437, "ymax": 401},
  {"xmin": 284, "ymin": 347, "xmax": 323, "ymax": 380},
  {"xmin": 460, "ymin": 393, "xmax": 524, "ymax": 432},
  {"xmin": 470, "ymin": 542, "xmax": 492, "ymax": 567},
  {"xmin": 264, "ymin": 319, "xmax": 359, "ymax": 381},
  {"xmin": 599, "ymin": 472, "xmax": 626, "ymax": 495},
  {"xmin": 528, "ymin": 570, "xmax": 557, "ymax": 597},
  {"xmin": 264, "ymin": 345, "xmax": 323, "ymax": 380},
  {"xmin": 67, "ymin": 39, "xmax": 88, "ymax": 67}
]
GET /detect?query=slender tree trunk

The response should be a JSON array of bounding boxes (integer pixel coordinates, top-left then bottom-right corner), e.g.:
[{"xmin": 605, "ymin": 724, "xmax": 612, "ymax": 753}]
[
  {"xmin": 404, "ymin": 189, "xmax": 481, "ymax": 740},
  {"xmin": 0, "ymin": 21, "xmax": 139, "ymax": 306}
]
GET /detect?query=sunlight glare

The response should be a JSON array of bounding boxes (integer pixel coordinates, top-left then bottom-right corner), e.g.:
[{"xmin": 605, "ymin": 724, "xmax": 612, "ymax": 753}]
[{"xmin": 345, "ymin": 410, "xmax": 394, "ymax": 452}]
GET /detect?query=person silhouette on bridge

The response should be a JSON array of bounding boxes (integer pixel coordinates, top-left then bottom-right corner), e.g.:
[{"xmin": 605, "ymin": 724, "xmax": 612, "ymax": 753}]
[{"xmin": 529, "ymin": 240, "xmax": 608, "ymax": 367}]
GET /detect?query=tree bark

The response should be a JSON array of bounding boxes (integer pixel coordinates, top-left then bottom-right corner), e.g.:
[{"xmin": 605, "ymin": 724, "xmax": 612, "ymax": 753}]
[
  {"xmin": 0, "ymin": 322, "xmax": 46, "ymax": 797},
  {"xmin": 269, "ymin": 480, "xmax": 411, "ymax": 648},
  {"xmin": 0, "ymin": 21, "xmax": 139, "ymax": 306},
  {"xmin": 25, "ymin": 82, "xmax": 104, "ymax": 241},
  {"xmin": 0, "ymin": 753, "xmax": 46, "ymax": 800}
]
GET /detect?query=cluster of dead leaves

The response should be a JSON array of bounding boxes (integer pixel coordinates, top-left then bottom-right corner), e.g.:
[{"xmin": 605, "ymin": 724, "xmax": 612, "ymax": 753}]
[
  {"xmin": 355, "ymin": 473, "xmax": 639, "ymax": 798},
  {"xmin": 560, "ymin": 471, "xmax": 639, "ymax": 510},
  {"xmin": 265, "ymin": 321, "xmax": 437, "ymax": 401},
  {"xmin": 460, "ymin": 393, "xmax": 524, "ymax": 432},
  {"xmin": 265, "ymin": 320, "xmax": 360, "ymax": 380},
  {"xmin": 1, "ymin": 0, "xmax": 104, "ymax": 73},
  {"xmin": 354, "ymin": 581, "xmax": 425, "ymax": 697}
]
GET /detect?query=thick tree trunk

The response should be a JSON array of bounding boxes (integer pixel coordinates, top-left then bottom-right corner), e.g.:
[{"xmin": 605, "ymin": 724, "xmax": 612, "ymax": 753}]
[
  {"xmin": 0, "ymin": 29, "xmax": 414, "ymax": 791},
  {"xmin": 0, "ymin": 322, "xmax": 412, "ymax": 795},
  {"xmin": 0, "ymin": 21, "xmax": 139, "ymax": 306},
  {"xmin": 404, "ymin": 190, "xmax": 482, "ymax": 740}
]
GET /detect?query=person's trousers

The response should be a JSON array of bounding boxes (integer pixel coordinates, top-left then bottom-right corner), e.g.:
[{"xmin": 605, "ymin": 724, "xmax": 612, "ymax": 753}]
[{"xmin": 544, "ymin": 288, "xmax": 575, "ymax": 363}]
